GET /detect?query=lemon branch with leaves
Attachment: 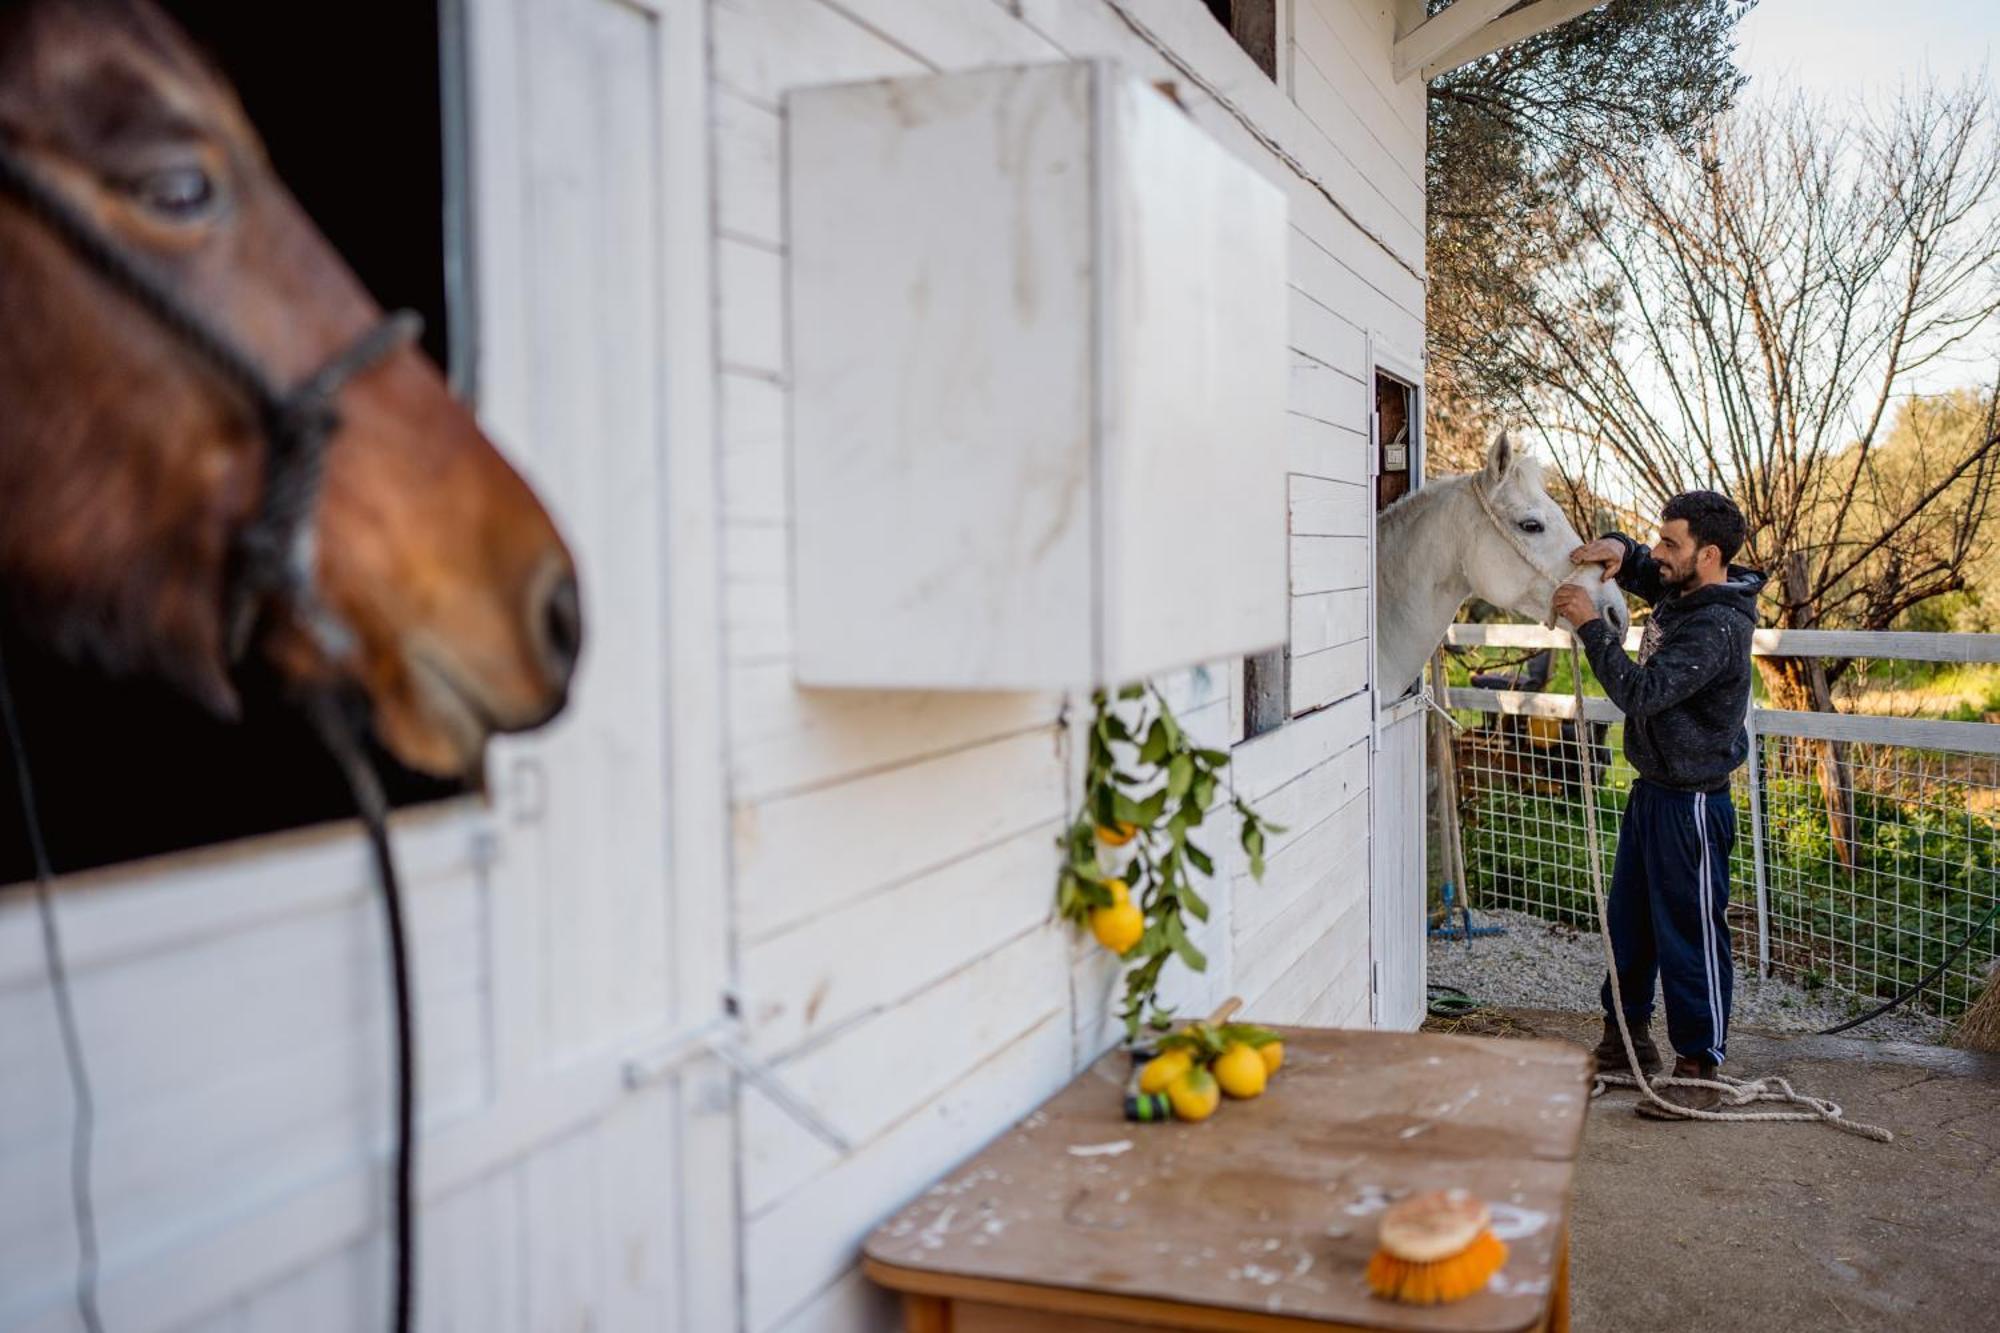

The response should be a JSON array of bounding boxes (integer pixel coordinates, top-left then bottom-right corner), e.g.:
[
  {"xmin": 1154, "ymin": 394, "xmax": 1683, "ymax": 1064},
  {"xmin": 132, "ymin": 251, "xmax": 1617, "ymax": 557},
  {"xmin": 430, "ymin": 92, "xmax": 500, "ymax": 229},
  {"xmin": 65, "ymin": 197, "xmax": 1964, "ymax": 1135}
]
[{"xmin": 1056, "ymin": 682, "xmax": 1285, "ymax": 1040}]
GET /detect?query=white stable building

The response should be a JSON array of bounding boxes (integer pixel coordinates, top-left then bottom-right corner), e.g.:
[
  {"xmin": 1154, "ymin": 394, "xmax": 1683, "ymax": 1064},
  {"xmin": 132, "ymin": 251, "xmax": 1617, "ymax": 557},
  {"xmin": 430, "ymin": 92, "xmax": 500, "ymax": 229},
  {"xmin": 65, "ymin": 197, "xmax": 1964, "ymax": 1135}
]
[{"xmin": 2, "ymin": 2, "xmax": 1605, "ymax": 1329}]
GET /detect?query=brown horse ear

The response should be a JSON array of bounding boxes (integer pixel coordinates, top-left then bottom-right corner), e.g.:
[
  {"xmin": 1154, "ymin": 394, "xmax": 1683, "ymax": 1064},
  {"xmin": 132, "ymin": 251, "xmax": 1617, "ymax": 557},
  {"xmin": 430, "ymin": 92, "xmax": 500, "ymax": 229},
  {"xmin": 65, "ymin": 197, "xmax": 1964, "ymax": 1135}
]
[{"xmin": 1482, "ymin": 430, "xmax": 1516, "ymax": 485}]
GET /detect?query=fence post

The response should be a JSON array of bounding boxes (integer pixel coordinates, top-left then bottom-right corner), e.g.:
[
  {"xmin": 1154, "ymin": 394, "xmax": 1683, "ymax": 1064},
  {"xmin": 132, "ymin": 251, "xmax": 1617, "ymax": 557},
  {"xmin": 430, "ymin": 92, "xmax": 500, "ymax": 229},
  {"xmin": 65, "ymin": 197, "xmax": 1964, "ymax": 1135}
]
[{"xmin": 1746, "ymin": 706, "xmax": 1772, "ymax": 979}]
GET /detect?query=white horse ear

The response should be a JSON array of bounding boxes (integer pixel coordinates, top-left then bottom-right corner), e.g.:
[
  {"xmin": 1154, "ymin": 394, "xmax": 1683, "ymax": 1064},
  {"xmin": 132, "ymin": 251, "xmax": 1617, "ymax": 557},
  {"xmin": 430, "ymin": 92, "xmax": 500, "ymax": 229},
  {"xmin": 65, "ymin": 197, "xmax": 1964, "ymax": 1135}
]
[{"xmin": 1483, "ymin": 431, "xmax": 1515, "ymax": 485}]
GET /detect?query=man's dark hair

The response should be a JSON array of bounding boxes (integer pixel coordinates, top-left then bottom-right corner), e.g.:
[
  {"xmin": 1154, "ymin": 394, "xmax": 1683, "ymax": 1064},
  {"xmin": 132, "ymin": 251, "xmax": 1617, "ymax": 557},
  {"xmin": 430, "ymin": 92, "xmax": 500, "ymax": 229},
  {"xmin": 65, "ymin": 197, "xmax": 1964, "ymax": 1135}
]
[{"xmin": 1661, "ymin": 490, "xmax": 1747, "ymax": 565}]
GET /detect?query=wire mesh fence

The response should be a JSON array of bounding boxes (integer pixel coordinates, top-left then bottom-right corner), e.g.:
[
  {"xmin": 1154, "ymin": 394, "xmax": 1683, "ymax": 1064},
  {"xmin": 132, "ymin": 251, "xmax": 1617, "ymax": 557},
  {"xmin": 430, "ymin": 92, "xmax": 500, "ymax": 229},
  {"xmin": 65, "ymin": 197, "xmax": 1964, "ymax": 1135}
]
[
  {"xmin": 1437, "ymin": 629, "xmax": 2000, "ymax": 1021},
  {"xmin": 1755, "ymin": 731, "xmax": 2000, "ymax": 1013}
]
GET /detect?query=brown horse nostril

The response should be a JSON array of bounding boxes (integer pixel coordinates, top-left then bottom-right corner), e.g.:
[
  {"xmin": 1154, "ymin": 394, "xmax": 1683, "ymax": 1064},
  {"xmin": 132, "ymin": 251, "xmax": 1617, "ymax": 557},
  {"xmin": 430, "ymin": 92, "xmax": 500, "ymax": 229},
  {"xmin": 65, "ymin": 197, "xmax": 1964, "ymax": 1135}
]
[{"xmin": 536, "ymin": 570, "xmax": 583, "ymax": 692}]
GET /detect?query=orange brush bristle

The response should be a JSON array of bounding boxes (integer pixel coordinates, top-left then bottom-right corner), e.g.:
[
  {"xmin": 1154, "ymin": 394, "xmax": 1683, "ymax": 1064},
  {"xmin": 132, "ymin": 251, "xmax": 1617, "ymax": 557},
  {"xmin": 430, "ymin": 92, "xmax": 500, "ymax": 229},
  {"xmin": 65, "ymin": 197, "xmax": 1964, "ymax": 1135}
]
[
  {"xmin": 1365, "ymin": 1189, "xmax": 1508, "ymax": 1306},
  {"xmin": 1365, "ymin": 1228, "xmax": 1508, "ymax": 1305}
]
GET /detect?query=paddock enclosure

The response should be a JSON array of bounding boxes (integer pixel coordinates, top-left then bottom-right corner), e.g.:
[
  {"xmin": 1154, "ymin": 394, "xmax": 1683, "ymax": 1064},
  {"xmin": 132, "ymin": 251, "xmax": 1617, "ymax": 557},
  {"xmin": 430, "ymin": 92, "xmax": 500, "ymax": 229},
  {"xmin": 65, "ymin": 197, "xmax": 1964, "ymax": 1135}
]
[{"xmin": 0, "ymin": 3, "xmax": 1570, "ymax": 1330}]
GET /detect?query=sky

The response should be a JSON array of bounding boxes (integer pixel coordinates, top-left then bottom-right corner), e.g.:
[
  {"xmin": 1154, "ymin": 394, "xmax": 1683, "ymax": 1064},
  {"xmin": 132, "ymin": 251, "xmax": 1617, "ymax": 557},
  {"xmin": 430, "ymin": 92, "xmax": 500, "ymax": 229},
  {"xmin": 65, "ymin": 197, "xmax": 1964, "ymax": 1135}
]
[
  {"xmin": 1723, "ymin": 3, "xmax": 1997, "ymax": 407},
  {"xmin": 1734, "ymin": 0, "xmax": 1995, "ymax": 103}
]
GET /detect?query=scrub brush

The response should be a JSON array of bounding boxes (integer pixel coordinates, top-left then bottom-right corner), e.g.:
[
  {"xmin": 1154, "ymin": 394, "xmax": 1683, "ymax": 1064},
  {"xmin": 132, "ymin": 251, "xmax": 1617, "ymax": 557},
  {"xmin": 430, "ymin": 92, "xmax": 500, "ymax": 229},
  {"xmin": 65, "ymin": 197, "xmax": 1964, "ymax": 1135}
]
[{"xmin": 1365, "ymin": 1190, "xmax": 1507, "ymax": 1305}]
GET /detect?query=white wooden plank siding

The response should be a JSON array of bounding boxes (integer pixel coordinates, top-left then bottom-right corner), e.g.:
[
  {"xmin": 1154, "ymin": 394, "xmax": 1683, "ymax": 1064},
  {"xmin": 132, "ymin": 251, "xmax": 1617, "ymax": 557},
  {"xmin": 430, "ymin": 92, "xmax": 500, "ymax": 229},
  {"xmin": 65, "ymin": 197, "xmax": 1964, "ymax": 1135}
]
[
  {"xmin": 719, "ymin": 1, "xmax": 1422, "ymax": 1321},
  {"xmin": 4, "ymin": 0, "xmax": 735, "ymax": 1328},
  {"xmin": 3, "ymin": 2, "xmax": 1428, "ymax": 1330}
]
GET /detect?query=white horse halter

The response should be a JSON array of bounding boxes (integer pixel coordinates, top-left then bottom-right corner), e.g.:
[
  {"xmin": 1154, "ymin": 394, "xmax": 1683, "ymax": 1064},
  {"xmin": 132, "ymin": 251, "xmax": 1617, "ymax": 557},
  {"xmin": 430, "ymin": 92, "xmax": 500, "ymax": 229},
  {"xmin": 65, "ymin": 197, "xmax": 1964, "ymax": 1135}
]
[{"xmin": 1468, "ymin": 476, "xmax": 1590, "ymax": 628}]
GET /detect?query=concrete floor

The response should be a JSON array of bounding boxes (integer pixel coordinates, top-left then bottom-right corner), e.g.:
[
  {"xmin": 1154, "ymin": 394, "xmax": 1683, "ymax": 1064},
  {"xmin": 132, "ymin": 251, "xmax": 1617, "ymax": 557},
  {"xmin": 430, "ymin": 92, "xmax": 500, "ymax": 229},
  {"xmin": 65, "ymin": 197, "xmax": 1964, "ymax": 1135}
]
[{"xmin": 1447, "ymin": 1010, "xmax": 2000, "ymax": 1332}]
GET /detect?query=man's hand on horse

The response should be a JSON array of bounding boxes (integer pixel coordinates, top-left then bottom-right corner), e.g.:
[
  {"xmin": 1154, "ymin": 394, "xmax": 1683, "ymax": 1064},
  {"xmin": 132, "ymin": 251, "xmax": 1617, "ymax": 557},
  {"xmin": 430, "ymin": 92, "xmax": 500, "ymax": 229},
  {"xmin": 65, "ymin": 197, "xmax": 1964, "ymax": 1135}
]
[
  {"xmin": 1551, "ymin": 584, "xmax": 1599, "ymax": 629},
  {"xmin": 1570, "ymin": 538, "xmax": 1624, "ymax": 582}
]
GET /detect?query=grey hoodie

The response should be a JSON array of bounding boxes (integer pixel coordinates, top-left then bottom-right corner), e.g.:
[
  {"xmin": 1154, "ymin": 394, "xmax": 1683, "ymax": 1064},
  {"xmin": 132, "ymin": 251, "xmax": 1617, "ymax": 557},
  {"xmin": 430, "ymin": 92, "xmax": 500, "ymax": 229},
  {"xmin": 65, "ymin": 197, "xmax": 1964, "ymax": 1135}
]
[{"xmin": 1575, "ymin": 533, "xmax": 1767, "ymax": 793}]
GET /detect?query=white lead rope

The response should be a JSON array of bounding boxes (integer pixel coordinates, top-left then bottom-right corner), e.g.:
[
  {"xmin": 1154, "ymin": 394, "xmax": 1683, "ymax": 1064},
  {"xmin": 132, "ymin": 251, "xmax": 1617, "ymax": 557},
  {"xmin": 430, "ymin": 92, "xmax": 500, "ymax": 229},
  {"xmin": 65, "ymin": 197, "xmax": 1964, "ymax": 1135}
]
[{"xmin": 1568, "ymin": 643, "xmax": 1893, "ymax": 1143}]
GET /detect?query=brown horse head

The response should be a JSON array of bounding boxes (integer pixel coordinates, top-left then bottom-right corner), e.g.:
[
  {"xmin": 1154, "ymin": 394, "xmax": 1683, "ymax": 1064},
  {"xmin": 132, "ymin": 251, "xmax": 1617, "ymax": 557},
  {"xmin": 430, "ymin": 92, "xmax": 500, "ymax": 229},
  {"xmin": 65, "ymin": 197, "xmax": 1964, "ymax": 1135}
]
[{"xmin": 0, "ymin": 0, "xmax": 579, "ymax": 777}]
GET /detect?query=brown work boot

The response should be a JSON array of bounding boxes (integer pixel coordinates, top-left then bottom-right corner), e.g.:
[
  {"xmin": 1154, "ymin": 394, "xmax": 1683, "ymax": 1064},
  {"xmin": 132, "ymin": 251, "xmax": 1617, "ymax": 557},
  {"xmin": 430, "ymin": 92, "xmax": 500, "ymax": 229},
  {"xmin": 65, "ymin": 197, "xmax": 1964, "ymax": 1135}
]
[
  {"xmin": 1591, "ymin": 1017, "xmax": 1663, "ymax": 1077},
  {"xmin": 1636, "ymin": 1058, "xmax": 1723, "ymax": 1118}
]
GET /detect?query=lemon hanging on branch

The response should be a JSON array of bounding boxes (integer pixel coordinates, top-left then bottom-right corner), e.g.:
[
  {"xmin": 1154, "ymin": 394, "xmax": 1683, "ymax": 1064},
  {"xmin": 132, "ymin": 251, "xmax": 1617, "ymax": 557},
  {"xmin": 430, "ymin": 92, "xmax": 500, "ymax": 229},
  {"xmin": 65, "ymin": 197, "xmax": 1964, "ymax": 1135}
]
[
  {"xmin": 1056, "ymin": 684, "xmax": 1285, "ymax": 1041},
  {"xmin": 1088, "ymin": 879, "xmax": 1144, "ymax": 954}
]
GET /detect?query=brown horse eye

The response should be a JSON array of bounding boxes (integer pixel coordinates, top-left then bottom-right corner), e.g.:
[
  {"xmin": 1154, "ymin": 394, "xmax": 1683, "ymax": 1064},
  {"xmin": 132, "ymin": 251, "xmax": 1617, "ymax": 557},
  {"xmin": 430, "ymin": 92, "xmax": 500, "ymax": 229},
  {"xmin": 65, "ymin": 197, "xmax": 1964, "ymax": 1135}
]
[{"xmin": 129, "ymin": 165, "xmax": 218, "ymax": 220}]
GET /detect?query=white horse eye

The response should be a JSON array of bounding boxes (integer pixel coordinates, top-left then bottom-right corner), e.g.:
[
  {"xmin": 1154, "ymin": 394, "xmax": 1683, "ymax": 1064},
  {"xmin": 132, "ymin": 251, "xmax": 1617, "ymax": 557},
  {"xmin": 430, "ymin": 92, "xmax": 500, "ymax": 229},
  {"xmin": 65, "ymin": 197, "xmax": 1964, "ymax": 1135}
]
[{"xmin": 1517, "ymin": 518, "xmax": 1545, "ymax": 534}]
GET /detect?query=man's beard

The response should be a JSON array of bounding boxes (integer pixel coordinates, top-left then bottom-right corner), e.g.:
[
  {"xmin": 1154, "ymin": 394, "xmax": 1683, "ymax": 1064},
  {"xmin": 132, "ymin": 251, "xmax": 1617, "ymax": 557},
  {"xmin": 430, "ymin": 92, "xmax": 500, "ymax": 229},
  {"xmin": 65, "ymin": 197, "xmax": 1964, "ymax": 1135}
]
[{"xmin": 1664, "ymin": 563, "xmax": 1701, "ymax": 593}]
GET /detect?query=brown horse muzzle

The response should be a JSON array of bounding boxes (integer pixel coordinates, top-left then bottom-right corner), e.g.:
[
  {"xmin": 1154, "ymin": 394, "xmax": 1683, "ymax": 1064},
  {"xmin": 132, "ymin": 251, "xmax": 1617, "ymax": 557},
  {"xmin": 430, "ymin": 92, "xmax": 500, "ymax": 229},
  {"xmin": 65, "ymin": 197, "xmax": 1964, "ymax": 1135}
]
[{"xmin": 292, "ymin": 347, "xmax": 583, "ymax": 779}]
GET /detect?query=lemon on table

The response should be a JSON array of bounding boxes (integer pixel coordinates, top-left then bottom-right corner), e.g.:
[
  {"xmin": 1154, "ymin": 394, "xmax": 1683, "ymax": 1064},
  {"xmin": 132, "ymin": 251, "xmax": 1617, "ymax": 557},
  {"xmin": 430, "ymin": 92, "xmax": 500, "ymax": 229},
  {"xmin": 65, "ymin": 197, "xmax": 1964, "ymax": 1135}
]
[
  {"xmin": 1090, "ymin": 901, "xmax": 1144, "ymax": 954},
  {"xmin": 1166, "ymin": 1066, "xmax": 1220, "ymax": 1122},
  {"xmin": 1213, "ymin": 1043, "xmax": 1268, "ymax": 1099},
  {"xmin": 1258, "ymin": 1040, "xmax": 1284, "ymax": 1075},
  {"xmin": 1139, "ymin": 1048, "xmax": 1192, "ymax": 1095}
]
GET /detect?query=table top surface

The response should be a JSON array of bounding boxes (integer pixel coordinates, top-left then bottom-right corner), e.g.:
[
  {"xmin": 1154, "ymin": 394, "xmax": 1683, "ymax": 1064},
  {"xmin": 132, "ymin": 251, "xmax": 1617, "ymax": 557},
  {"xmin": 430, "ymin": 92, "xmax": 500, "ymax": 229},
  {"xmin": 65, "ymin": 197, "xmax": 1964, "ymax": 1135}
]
[{"xmin": 863, "ymin": 1027, "xmax": 1592, "ymax": 1332}]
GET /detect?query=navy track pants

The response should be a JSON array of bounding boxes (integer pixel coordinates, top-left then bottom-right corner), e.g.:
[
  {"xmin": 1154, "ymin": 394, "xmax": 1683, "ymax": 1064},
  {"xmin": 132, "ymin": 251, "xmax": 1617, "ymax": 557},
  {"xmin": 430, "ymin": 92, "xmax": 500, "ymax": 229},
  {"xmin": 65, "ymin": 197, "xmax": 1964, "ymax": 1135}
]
[{"xmin": 1599, "ymin": 779, "xmax": 1736, "ymax": 1065}]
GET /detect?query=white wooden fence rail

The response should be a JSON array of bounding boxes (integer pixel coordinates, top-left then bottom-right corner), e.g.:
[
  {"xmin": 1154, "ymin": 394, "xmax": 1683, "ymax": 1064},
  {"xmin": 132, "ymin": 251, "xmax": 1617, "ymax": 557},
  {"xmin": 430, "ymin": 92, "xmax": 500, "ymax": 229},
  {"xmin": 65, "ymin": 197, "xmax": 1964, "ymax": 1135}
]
[{"xmin": 1445, "ymin": 622, "xmax": 2000, "ymax": 664}]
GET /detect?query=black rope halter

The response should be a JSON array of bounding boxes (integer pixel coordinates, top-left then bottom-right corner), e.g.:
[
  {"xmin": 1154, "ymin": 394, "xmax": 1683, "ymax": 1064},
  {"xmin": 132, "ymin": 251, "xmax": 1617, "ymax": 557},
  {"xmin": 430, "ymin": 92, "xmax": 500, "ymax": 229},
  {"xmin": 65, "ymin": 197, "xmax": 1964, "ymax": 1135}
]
[
  {"xmin": 0, "ymin": 141, "xmax": 421, "ymax": 658},
  {"xmin": 0, "ymin": 140, "xmax": 422, "ymax": 1333}
]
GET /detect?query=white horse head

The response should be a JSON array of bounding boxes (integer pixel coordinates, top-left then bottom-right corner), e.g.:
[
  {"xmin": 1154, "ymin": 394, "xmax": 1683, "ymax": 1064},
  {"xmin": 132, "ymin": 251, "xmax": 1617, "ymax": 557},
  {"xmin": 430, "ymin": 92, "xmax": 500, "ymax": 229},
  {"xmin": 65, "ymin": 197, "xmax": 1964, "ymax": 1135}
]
[{"xmin": 1375, "ymin": 432, "xmax": 1629, "ymax": 696}]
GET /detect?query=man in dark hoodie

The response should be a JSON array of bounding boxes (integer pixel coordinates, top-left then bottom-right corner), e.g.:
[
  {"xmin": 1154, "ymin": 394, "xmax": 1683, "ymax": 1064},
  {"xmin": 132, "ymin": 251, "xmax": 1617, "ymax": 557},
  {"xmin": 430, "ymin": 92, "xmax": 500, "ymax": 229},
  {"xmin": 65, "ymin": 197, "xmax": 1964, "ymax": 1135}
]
[{"xmin": 1551, "ymin": 490, "xmax": 1766, "ymax": 1116}]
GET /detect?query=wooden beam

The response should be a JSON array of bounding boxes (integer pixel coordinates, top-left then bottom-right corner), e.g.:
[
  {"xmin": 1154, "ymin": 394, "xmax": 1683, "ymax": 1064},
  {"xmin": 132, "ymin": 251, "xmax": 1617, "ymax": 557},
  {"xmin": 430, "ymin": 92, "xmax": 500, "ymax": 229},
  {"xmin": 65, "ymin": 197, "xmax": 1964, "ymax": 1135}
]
[
  {"xmin": 1395, "ymin": 0, "xmax": 1431, "ymax": 41},
  {"xmin": 1443, "ymin": 684, "xmax": 1626, "ymax": 725},
  {"xmin": 1445, "ymin": 623, "xmax": 2000, "ymax": 664},
  {"xmin": 1445, "ymin": 623, "xmax": 1643, "ymax": 652},
  {"xmin": 1442, "ymin": 687, "xmax": 2000, "ymax": 753},
  {"xmin": 1393, "ymin": 0, "xmax": 1512, "ymax": 81},
  {"xmin": 1419, "ymin": 0, "xmax": 1611, "ymax": 81},
  {"xmin": 1754, "ymin": 707, "xmax": 2000, "ymax": 755}
]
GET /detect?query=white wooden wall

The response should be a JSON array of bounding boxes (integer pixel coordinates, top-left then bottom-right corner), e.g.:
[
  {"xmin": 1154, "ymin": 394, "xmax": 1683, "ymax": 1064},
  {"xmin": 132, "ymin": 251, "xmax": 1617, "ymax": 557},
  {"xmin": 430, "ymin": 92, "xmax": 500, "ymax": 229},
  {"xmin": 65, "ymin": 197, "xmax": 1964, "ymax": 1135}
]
[
  {"xmin": 2, "ymin": 3, "xmax": 1428, "ymax": 1331},
  {"xmin": 1, "ymin": 0, "xmax": 733, "ymax": 1329},
  {"xmin": 714, "ymin": 1, "xmax": 1426, "ymax": 1329}
]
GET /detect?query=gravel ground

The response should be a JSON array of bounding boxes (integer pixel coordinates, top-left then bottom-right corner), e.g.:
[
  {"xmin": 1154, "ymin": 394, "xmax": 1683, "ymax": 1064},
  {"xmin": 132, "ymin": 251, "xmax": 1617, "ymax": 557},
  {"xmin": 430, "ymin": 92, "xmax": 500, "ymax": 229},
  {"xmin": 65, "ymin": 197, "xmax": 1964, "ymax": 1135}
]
[{"xmin": 1427, "ymin": 907, "xmax": 1952, "ymax": 1045}]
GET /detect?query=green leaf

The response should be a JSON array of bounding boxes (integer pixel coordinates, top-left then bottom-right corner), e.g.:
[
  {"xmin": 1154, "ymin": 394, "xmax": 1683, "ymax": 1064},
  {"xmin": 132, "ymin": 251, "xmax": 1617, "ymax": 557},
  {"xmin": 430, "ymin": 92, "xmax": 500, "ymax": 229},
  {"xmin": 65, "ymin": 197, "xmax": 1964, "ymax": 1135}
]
[
  {"xmin": 1163, "ymin": 913, "xmax": 1208, "ymax": 972},
  {"xmin": 1166, "ymin": 754, "xmax": 1194, "ymax": 800},
  {"xmin": 1118, "ymin": 683, "xmax": 1146, "ymax": 701},
  {"xmin": 1181, "ymin": 881, "xmax": 1211, "ymax": 922},
  {"xmin": 1112, "ymin": 792, "xmax": 1146, "ymax": 826},
  {"xmin": 1158, "ymin": 707, "xmax": 1183, "ymax": 749},
  {"xmin": 1195, "ymin": 748, "xmax": 1230, "ymax": 767},
  {"xmin": 1139, "ymin": 718, "xmax": 1171, "ymax": 765},
  {"xmin": 1192, "ymin": 774, "xmax": 1216, "ymax": 810},
  {"xmin": 1185, "ymin": 842, "xmax": 1215, "ymax": 877},
  {"xmin": 1101, "ymin": 714, "xmax": 1133, "ymax": 742},
  {"xmin": 1137, "ymin": 788, "xmax": 1170, "ymax": 824}
]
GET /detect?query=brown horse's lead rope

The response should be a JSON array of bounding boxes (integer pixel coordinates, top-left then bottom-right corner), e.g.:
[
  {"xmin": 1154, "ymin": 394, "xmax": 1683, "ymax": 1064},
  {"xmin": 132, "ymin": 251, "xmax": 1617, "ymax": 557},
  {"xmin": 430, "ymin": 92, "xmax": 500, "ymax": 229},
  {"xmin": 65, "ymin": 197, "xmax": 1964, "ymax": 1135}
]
[
  {"xmin": 0, "ymin": 635, "xmax": 105, "ymax": 1333},
  {"xmin": 1568, "ymin": 643, "xmax": 1892, "ymax": 1142},
  {"xmin": 0, "ymin": 647, "xmax": 423, "ymax": 1330},
  {"xmin": 0, "ymin": 137, "xmax": 424, "ymax": 1331},
  {"xmin": 307, "ymin": 694, "xmax": 419, "ymax": 1333}
]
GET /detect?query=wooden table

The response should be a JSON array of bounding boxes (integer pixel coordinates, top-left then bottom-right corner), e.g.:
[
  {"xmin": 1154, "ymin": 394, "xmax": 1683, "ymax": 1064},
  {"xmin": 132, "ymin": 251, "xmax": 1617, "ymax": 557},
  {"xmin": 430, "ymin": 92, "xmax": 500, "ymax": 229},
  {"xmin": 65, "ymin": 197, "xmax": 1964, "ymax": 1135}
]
[{"xmin": 863, "ymin": 1028, "xmax": 1590, "ymax": 1332}]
